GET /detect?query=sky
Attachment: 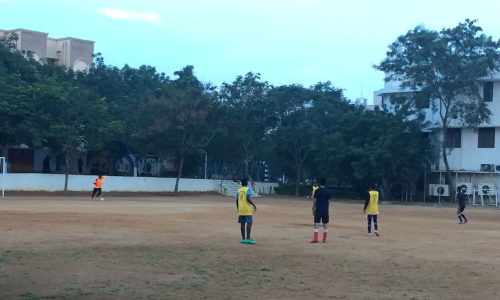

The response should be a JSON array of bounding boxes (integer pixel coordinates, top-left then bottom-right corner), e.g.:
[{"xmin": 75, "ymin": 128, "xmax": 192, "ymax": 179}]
[{"xmin": 1, "ymin": 0, "xmax": 500, "ymax": 104}]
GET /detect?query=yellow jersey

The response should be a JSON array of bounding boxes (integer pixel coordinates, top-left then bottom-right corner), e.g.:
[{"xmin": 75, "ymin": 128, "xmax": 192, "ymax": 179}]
[
  {"xmin": 366, "ymin": 190, "xmax": 379, "ymax": 215},
  {"xmin": 237, "ymin": 186, "xmax": 253, "ymax": 216},
  {"xmin": 312, "ymin": 185, "xmax": 319, "ymax": 197}
]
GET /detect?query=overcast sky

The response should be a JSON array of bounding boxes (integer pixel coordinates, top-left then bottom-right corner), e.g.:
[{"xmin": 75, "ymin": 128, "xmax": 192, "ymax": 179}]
[{"xmin": 2, "ymin": 0, "xmax": 500, "ymax": 103}]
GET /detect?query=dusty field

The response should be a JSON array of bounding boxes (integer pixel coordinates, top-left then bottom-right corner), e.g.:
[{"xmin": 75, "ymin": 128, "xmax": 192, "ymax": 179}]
[{"xmin": 0, "ymin": 195, "xmax": 499, "ymax": 300}]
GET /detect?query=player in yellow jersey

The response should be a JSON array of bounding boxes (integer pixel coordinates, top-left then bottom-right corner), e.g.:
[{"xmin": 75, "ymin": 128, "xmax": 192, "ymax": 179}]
[
  {"xmin": 363, "ymin": 184, "xmax": 380, "ymax": 236},
  {"xmin": 235, "ymin": 178, "xmax": 257, "ymax": 244},
  {"xmin": 310, "ymin": 181, "xmax": 319, "ymax": 199}
]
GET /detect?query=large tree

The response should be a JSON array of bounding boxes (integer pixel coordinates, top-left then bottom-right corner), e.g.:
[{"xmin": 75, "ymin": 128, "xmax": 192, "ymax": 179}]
[
  {"xmin": 0, "ymin": 33, "xmax": 40, "ymax": 147},
  {"xmin": 137, "ymin": 66, "xmax": 220, "ymax": 193},
  {"xmin": 268, "ymin": 85, "xmax": 313, "ymax": 197},
  {"xmin": 375, "ymin": 19, "xmax": 500, "ymax": 196},
  {"xmin": 33, "ymin": 63, "xmax": 121, "ymax": 193},
  {"xmin": 219, "ymin": 73, "xmax": 276, "ymax": 184}
]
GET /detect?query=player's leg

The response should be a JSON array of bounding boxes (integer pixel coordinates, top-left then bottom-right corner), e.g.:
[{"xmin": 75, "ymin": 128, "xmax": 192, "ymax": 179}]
[
  {"xmin": 367, "ymin": 215, "xmax": 372, "ymax": 236},
  {"xmin": 238, "ymin": 216, "xmax": 246, "ymax": 242},
  {"xmin": 96, "ymin": 188, "xmax": 102, "ymax": 198},
  {"xmin": 246, "ymin": 216, "xmax": 256, "ymax": 244},
  {"xmin": 461, "ymin": 206, "xmax": 468, "ymax": 223},
  {"xmin": 322, "ymin": 213, "xmax": 329, "ymax": 243},
  {"xmin": 457, "ymin": 206, "xmax": 463, "ymax": 223},
  {"xmin": 311, "ymin": 213, "xmax": 320, "ymax": 243},
  {"xmin": 374, "ymin": 215, "xmax": 379, "ymax": 236},
  {"xmin": 91, "ymin": 188, "xmax": 98, "ymax": 200}
]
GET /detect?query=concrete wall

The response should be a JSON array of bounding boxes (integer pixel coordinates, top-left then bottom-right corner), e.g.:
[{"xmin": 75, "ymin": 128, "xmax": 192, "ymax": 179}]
[
  {"xmin": 69, "ymin": 38, "xmax": 94, "ymax": 72},
  {"xmin": 3, "ymin": 174, "xmax": 215, "ymax": 192},
  {"xmin": 19, "ymin": 30, "xmax": 48, "ymax": 58},
  {"xmin": 437, "ymin": 128, "xmax": 500, "ymax": 171}
]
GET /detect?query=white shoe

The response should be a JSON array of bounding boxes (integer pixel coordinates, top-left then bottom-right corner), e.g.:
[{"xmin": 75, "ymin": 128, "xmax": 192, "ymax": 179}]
[
  {"xmin": 458, "ymin": 222, "xmax": 464, "ymax": 224},
  {"xmin": 367, "ymin": 233, "xmax": 371, "ymax": 236},
  {"xmin": 375, "ymin": 231, "xmax": 380, "ymax": 236}
]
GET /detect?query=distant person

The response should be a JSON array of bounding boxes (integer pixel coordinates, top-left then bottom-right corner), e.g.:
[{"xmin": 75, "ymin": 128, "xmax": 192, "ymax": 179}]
[
  {"xmin": 231, "ymin": 172, "xmax": 238, "ymax": 182},
  {"xmin": 457, "ymin": 187, "xmax": 469, "ymax": 224},
  {"xmin": 91, "ymin": 174, "xmax": 107, "ymax": 200},
  {"xmin": 42, "ymin": 155, "xmax": 51, "ymax": 173},
  {"xmin": 235, "ymin": 178, "xmax": 257, "ymax": 244},
  {"xmin": 364, "ymin": 184, "xmax": 380, "ymax": 236},
  {"xmin": 310, "ymin": 181, "xmax": 319, "ymax": 199},
  {"xmin": 77, "ymin": 158, "xmax": 84, "ymax": 174},
  {"xmin": 310, "ymin": 177, "xmax": 331, "ymax": 243}
]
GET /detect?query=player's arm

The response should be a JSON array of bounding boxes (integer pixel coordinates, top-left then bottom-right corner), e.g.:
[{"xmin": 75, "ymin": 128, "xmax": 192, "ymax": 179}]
[
  {"xmin": 312, "ymin": 197, "xmax": 317, "ymax": 216},
  {"xmin": 235, "ymin": 193, "xmax": 238, "ymax": 210},
  {"xmin": 363, "ymin": 192, "xmax": 369, "ymax": 213},
  {"xmin": 247, "ymin": 195, "xmax": 257, "ymax": 212}
]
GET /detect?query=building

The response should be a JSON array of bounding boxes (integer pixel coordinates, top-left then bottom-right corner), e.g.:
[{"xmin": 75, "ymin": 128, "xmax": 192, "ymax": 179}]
[
  {"xmin": 0, "ymin": 28, "xmax": 94, "ymax": 72},
  {"xmin": 374, "ymin": 73, "xmax": 500, "ymax": 197}
]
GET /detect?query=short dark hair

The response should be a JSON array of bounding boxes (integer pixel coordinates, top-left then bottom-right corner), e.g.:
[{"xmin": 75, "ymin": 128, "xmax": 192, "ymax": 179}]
[
  {"xmin": 240, "ymin": 178, "xmax": 248, "ymax": 186},
  {"xmin": 369, "ymin": 184, "xmax": 375, "ymax": 190},
  {"xmin": 318, "ymin": 177, "xmax": 326, "ymax": 186},
  {"xmin": 98, "ymin": 175, "xmax": 102, "ymax": 179}
]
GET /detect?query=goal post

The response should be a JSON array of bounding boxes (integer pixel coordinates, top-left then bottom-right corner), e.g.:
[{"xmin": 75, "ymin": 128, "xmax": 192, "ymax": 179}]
[{"xmin": 0, "ymin": 157, "xmax": 5, "ymax": 197}]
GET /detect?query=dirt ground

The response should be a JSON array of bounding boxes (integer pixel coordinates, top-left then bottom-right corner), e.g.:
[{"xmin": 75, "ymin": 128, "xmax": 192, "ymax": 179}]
[{"xmin": 0, "ymin": 195, "xmax": 499, "ymax": 300}]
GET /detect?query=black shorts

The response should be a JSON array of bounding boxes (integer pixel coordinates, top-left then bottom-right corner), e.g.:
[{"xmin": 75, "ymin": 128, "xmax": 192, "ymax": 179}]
[
  {"xmin": 314, "ymin": 211, "xmax": 329, "ymax": 224},
  {"xmin": 457, "ymin": 205, "xmax": 465, "ymax": 214}
]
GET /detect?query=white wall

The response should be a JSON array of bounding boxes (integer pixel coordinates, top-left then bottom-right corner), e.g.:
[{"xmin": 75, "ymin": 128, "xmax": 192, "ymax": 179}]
[
  {"xmin": 4, "ymin": 174, "xmax": 215, "ymax": 192},
  {"xmin": 439, "ymin": 128, "xmax": 500, "ymax": 171}
]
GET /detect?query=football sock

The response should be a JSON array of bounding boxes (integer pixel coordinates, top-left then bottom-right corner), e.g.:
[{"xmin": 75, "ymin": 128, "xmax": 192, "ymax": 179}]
[
  {"xmin": 323, "ymin": 229, "xmax": 328, "ymax": 242},
  {"xmin": 313, "ymin": 228, "xmax": 319, "ymax": 240}
]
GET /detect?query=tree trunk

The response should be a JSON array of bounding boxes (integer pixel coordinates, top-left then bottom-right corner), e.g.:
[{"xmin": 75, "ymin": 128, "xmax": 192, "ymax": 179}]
[
  {"xmin": 441, "ymin": 126, "xmax": 454, "ymax": 201},
  {"xmin": 243, "ymin": 158, "xmax": 254, "ymax": 188},
  {"xmin": 64, "ymin": 152, "xmax": 70, "ymax": 195},
  {"xmin": 295, "ymin": 165, "xmax": 301, "ymax": 197},
  {"xmin": 381, "ymin": 178, "xmax": 391, "ymax": 200},
  {"xmin": 174, "ymin": 154, "xmax": 185, "ymax": 195}
]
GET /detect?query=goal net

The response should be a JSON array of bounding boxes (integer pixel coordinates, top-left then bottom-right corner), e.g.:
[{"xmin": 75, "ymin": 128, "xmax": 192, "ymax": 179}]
[{"xmin": 0, "ymin": 157, "xmax": 5, "ymax": 197}]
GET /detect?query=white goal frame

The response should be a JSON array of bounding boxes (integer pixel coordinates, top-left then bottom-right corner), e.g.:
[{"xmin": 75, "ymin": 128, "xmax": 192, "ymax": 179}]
[{"xmin": 0, "ymin": 157, "xmax": 5, "ymax": 197}]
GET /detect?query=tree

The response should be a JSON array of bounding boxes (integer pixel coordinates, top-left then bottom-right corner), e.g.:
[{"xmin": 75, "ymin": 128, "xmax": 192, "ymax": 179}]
[
  {"xmin": 268, "ymin": 85, "xmax": 313, "ymax": 197},
  {"xmin": 314, "ymin": 105, "xmax": 432, "ymax": 199},
  {"xmin": 31, "ymin": 63, "xmax": 121, "ymax": 193},
  {"xmin": 375, "ymin": 19, "xmax": 500, "ymax": 197},
  {"xmin": 219, "ymin": 73, "xmax": 276, "ymax": 185},
  {"xmin": 0, "ymin": 34, "xmax": 40, "ymax": 147},
  {"xmin": 78, "ymin": 54, "xmax": 167, "ymax": 169},
  {"xmin": 137, "ymin": 66, "xmax": 220, "ymax": 193}
]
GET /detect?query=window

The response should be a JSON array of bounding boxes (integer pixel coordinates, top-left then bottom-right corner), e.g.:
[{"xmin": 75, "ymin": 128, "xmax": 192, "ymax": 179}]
[
  {"xmin": 444, "ymin": 128, "xmax": 461, "ymax": 148},
  {"xmin": 415, "ymin": 91, "xmax": 430, "ymax": 109},
  {"xmin": 478, "ymin": 128, "xmax": 495, "ymax": 148},
  {"xmin": 483, "ymin": 82, "xmax": 493, "ymax": 102}
]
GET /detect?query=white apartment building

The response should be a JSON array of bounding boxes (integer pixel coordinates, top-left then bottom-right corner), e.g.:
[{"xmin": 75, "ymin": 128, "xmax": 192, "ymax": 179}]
[
  {"xmin": 374, "ymin": 74, "xmax": 500, "ymax": 198},
  {"xmin": 0, "ymin": 28, "xmax": 94, "ymax": 72}
]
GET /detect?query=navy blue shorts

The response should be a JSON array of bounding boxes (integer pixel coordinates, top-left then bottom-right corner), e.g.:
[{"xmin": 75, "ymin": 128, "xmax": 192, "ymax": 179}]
[
  {"xmin": 238, "ymin": 216, "xmax": 253, "ymax": 224},
  {"xmin": 314, "ymin": 211, "xmax": 329, "ymax": 224},
  {"xmin": 367, "ymin": 215, "xmax": 378, "ymax": 222}
]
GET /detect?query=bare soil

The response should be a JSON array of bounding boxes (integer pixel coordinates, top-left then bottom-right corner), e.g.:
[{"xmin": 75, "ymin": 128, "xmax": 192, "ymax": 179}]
[{"xmin": 0, "ymin": 195, "xmax": 499, "ymax": 300}]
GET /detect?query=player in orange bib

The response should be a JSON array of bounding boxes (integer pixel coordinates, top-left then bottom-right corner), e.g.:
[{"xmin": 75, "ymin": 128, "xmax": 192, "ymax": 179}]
[{"xmin": 91, "ymin": 175, "xmax": 107, "ymax": 200}]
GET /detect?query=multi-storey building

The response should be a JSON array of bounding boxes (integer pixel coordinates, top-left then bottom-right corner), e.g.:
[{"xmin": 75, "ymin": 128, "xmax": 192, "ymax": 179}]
[
  {"xmin": 0, "ymin": 28, "xmax": 94, "ymax": 72},
  {"xmin": 374, "ymin": 74, "xmax": 500, "ymax": 199}
]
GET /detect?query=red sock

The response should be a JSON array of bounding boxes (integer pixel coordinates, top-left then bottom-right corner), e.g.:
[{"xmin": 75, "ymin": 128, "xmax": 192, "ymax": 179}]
[
  {"xmin": 323, "ymin": 229, "xmax": 328, "ymax": 242},
  {"xmin": 312, "ymin": 229, "xmax": 319, "ymax": 241}
]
